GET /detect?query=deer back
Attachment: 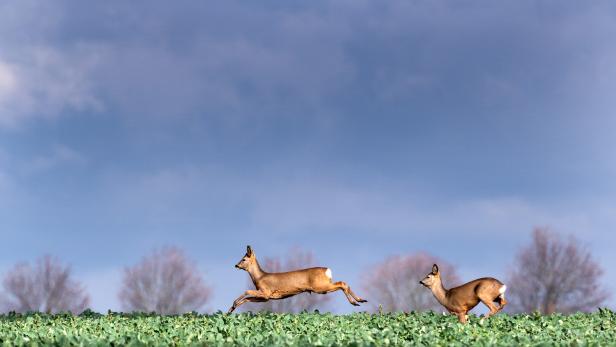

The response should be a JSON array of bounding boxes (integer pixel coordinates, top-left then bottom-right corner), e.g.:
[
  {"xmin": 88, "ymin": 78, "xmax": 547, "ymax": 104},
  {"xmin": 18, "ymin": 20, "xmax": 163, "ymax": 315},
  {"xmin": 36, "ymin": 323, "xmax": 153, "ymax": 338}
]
[{"xmin": 256, "ymin": 267, "xmax": 330, "ymax": 293}]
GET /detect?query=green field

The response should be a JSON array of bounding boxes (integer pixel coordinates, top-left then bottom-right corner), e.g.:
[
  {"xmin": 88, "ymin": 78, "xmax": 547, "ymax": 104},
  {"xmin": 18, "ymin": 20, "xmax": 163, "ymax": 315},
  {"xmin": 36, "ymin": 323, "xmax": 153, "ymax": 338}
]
[{"xmin": 1, "ymin": 309, "xmax": 614, "ymax": 346}]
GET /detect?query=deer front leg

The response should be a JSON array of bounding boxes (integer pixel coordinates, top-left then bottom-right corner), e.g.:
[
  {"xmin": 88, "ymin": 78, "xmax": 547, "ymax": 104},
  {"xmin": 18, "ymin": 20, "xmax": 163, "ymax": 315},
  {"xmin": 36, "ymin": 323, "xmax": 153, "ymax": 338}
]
[
  {"xmin": 232, "ymin": 296, "xmax": 270, "ymax": 312},
  {"xmin": 455, "ymin": 312, "xmax": 468, "ymax": 323},
  {"xmin": 228, "ymin": 290, "xmax": 268, "ymax": 313},
  {"xmin": 228, "ymin": 295, "xmax": 245, "ymax": 313}
]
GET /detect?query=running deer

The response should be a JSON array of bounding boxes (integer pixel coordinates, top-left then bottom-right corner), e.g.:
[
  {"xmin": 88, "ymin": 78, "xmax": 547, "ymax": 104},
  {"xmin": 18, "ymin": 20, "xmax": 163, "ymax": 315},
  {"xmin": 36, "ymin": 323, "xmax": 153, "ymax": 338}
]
[
  {"xmin": 419, "ymin": 264, "xmax": 507, "ymax": 323},
  {"xmin": 228, "ymin": 246, "xmax": 367, "ymax": 313}
]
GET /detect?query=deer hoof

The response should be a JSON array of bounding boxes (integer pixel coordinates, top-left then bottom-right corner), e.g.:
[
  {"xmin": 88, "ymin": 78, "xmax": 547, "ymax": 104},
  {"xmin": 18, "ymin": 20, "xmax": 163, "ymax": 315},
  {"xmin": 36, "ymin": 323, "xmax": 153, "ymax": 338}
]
[
  {"xmin": 351, "ymin": 302, "xmax": 360, "ymax": 306},
  {"xmin": 357, "ymin": 298, "xmax": 368, "ymax": 303}
]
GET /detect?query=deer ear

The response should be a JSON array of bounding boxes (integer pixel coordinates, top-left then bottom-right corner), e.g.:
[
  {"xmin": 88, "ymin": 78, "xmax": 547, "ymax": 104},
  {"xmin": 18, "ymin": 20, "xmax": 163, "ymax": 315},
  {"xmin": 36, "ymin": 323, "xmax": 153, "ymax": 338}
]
[
  {"xmin": 246, "ymin": 245, "xmax": 253, "ymax": 256},
  {"xmin": 432, "ymin": 264, "xmax": 439, "ymax": 274}
]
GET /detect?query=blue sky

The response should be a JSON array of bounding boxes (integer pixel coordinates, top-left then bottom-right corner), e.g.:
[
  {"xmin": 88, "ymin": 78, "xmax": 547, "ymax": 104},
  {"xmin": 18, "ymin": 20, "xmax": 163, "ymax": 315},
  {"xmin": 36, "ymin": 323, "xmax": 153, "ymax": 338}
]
[{"xmin": 1, "ymin": 0, "xmax": 615, "ymax": 313}]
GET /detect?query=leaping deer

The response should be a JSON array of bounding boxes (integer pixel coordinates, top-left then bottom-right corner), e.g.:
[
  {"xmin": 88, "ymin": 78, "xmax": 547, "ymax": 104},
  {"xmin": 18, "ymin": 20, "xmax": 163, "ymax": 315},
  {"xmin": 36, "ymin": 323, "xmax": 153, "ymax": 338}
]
[
  {"xmin": 420, "ymin": 264, "xmax": 507, "ymax": 323},
  {"xmin": 228, "ymin": 245, "xmax": 367, "ymax": 313}
]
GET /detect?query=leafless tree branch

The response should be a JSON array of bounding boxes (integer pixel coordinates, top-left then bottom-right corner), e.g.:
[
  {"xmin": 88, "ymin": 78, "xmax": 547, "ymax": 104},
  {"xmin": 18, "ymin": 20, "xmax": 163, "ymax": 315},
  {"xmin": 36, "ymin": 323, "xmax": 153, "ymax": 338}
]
[
  {"xmin": 118, "ymin": 246, "xmax": 211, "ymax": 315},
  {"xmin": 506, "ymin": 227, "xmax": 610, "ymax": 314},
  {"xmin": 1, "ymin": 255, "xmax": 90, "ymax": 314}
]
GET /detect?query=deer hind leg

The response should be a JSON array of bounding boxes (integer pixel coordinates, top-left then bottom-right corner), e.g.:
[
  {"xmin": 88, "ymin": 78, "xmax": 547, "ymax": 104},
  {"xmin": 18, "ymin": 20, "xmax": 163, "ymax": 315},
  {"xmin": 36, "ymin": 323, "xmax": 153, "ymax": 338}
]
[
  {"xmin": 494, "ymin": 293, "xmax": 507, "ymax": 312},
  {"xmin": 313, "ymin": 281, "xmax": 360, "ymax": 306},
  {"xmin": 493, "ymin": 284, "xmax": 507, "ymax": 313},
  {"xmin": 478, "ymin": 295, "xmax": 500, "ymax": 319},
  {"xmin": 345, "ymin": 284, "xmax": 368, "ymax": 303}
]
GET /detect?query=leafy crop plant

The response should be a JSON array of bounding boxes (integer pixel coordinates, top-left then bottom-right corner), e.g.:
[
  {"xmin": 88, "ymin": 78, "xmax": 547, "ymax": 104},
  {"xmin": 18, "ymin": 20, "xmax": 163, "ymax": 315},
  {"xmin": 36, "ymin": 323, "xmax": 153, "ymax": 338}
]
[{"xmin": 0, "ymin": 309, "xmax": 614, "ymax": 346}]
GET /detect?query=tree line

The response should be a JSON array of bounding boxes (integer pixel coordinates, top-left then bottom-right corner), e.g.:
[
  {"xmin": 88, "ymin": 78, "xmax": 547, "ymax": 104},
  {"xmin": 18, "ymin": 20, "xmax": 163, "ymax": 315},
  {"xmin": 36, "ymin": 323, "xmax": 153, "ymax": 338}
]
[{"xmin": 0, "ymin": 227, "xmax": 610, "ymax": 315}]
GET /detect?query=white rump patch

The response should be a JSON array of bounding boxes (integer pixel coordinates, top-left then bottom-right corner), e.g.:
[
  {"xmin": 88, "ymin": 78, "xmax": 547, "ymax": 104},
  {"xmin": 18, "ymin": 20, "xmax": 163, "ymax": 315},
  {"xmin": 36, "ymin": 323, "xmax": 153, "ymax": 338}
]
[
  {"xmin": 499, "ymin": 285, "xmax": 507, "ymax": 294},
  {"xmin": 325, "ymin": 268, "xmax": 332, "ymax": 279}
]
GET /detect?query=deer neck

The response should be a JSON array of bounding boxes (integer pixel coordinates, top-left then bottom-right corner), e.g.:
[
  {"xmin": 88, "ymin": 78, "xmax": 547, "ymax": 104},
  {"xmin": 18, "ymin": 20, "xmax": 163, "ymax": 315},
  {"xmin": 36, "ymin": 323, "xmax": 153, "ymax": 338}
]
[
  {"xmin": 430, "ymin": 280, "xmax": 450, "ymax": 307},
  {"xmin": 247, "ymin": 258, "xmax": 267, "ymax": 285}
]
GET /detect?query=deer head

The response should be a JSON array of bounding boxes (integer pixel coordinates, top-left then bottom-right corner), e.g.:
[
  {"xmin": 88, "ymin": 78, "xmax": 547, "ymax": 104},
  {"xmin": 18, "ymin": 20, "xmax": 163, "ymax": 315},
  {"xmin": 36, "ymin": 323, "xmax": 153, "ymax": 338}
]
[
  {"xmin": 419, "ymin": 264, "xmax": 441, "ymax": 288},
  {"xmin": 235, "ymin": 245, "xmax": 255, "ymax": 270}
]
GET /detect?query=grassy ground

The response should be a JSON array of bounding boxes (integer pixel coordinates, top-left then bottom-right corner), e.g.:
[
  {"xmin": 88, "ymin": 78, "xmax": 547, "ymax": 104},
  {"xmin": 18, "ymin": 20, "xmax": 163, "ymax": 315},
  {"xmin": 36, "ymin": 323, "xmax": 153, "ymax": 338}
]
[{"xmin": 0, "ymin": 309, "xmax": 614, "ymax": 346}]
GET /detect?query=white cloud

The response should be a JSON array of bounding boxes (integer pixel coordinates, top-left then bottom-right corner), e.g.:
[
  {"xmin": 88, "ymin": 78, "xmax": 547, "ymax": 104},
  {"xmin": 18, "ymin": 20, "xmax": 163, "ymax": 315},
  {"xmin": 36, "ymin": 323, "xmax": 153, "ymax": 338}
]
[
  {"xmin": 0, "ymin": 61, "xmax": 17, "ymax": 97},
  {"xmin": 0, "ymin": 46, "xmax": 103, "ymax": 129},
  {"xmin": 0, "ymin": 148, "xmax": 15, "ymax": 202},
  {"xmin": 251, "ymin": 181, "xmax": 418, "ymax": 233},
  {"xmin": 103, "ymin": 166, "xmax": 609, "ymax": 241},
  {"xmin": 250, "ymin": 182, "xmax": 590, "ymax": 239},
  {"xmin": 0, "ymin": 1, "xmax": 357, "ymax": 128},
  {"xmin": 22, "ymin": 144, "xmax": 87, "ymax": 175},
  {"xmin": 1, "ymin": 0, "xmax": 615, "ymax": 135},
  {"xmin": 0, "ymin": 2, "xmax": 103, "ymax": 128},
  {"xmin": 0, "ymin": 170, "xmax": 11, "ymax": 194}
]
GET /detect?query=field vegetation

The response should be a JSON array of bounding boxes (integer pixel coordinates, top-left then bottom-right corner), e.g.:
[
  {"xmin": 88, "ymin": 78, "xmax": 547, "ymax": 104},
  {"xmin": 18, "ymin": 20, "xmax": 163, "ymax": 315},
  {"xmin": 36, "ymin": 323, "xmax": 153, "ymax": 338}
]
[{"xmin": 0, "ymin": 310, "xmax": 614, "ymax": 346}]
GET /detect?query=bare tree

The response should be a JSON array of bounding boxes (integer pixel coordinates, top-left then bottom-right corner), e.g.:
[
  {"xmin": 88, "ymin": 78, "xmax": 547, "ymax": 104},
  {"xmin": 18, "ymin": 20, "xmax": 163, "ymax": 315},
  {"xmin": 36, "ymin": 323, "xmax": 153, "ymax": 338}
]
[
  {"xmin": 361, "ymin": 252, "xmax": 460, "ymax": 312},
  {"xmin": 240, "ymin": 248, "xmax": 331, "ymax": 313},
  {"xmin": 507, "ymin": 227, "xmax": 610, "ymax": 314},
  {"xmin": 0, "ymin": 255, "xmax": 90, "ymax": 314},
  {"xmin": 119, "ymin": 247, "xmax": 211, "ymax": 314}
]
